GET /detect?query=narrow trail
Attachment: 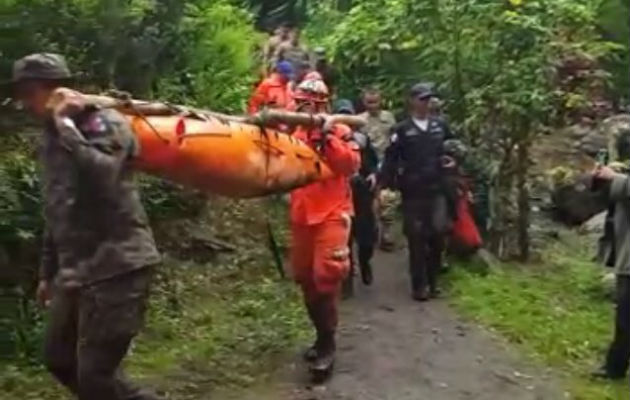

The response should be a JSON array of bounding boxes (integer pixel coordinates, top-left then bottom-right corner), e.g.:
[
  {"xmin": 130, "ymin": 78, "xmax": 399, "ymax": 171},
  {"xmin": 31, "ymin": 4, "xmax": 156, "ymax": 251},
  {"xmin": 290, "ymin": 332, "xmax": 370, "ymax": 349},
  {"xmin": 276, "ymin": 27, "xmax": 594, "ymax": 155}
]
[{"xmin": 221, "ymin": 248, "xmax": 566, "ymax": 400}]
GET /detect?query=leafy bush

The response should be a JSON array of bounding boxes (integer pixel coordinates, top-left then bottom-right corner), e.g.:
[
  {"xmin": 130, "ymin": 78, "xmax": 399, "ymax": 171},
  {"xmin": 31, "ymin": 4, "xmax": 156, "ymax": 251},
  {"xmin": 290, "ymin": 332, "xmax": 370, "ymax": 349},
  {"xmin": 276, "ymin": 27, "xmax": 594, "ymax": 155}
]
[{"xmin": 156, "ymin": 1, "xmax": 261, "ymax": 112}]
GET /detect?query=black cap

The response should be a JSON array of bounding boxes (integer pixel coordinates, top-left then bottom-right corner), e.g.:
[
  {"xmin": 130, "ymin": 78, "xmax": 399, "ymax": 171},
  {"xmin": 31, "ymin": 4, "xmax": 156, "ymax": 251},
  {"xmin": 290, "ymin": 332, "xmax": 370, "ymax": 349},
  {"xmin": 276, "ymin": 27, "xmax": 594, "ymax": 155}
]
[
  {"xmin": 409, "ymin": 82, "xmax": 435, "ymax": 100},
  {"xmin": 333, "ymin": 98, "xmax": 355, "ymax": 114},
  {"xmin": 4, "ymin": 53, "xmax": 72, "ymax": 88}
]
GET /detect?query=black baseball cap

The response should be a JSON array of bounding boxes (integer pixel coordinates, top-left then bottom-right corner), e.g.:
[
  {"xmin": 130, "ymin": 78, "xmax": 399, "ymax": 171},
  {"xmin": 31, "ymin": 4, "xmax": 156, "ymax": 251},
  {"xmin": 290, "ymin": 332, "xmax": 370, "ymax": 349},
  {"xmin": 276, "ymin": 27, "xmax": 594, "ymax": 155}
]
[
  {"xmin": 409, "ymin": 82, "xmax": 436, "ymax": 100},
  {"xmin": 333, "ymin": 98, "xmax": 355, "ymax": 115}
]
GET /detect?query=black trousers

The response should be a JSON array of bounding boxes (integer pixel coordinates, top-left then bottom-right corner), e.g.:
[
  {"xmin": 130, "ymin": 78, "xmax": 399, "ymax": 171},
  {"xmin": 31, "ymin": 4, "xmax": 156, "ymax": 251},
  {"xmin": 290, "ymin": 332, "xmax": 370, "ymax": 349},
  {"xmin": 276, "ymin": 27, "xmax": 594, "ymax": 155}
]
[
  {"xmin": 44, "ymin": 267, "xmax": 161, "ymax": 400},
  {"xmin": 402, "ymin": 196, "xmax": 447, "ymax": 293},
  {"xmin": 605, "ymin": 275, "xmax": 630, "ymax": 376},
  {"xmin": 349, "ymin": 184, "xmax": 378, "ymax": 267}
]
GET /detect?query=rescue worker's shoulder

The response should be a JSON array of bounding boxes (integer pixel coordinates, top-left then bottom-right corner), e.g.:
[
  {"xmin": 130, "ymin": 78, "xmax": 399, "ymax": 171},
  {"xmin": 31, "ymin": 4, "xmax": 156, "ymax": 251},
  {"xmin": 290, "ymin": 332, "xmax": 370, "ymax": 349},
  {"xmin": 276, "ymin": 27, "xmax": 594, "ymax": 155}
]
[
  {"xmin": 331, "ymin": 123, "xmax": 353, "ymax": 140},
  {"xmin": 381, "ymin": 110, "xmax": 396, "ymax": 123},
  {"xmin": 352, "ymin": 130, "xmax": 369, "ymax": 149},
  {"xmin": 388, "ymin": 119, "xmax": 413, "ymax": 144},
  {"xmin": 78, "ymin": 108, "xmax": 137, "ymax": 154}
]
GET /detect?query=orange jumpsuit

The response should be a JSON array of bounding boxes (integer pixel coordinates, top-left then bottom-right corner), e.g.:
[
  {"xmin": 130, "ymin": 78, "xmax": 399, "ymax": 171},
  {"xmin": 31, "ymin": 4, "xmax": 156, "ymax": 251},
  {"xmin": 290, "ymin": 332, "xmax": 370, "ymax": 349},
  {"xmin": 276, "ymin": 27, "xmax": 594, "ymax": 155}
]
[
  {"xmin": 247, "ymin": 73, "xmax": 292, "ymax": 114},
  {"xmin": 290, "ymin": 124, "xmax": 361, "ymax": 298}
]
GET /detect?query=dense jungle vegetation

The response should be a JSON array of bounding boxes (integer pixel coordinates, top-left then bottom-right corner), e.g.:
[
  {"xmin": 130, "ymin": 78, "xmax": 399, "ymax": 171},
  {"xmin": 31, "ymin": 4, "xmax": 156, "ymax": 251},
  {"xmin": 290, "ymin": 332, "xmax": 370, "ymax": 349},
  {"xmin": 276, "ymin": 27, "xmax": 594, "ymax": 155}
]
[{"xmin": 0, "ymin": 0, "xmax": 628, "ymax": 398}]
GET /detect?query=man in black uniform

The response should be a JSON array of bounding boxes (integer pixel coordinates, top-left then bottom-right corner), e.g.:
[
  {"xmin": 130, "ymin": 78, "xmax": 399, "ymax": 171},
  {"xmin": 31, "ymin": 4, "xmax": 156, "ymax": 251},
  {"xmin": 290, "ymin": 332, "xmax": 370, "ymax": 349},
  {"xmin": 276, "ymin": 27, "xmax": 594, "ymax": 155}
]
[
  {"xmin": 335, "ymin": 99, "xmax": 379, "ymax": 296},
  {"xmin": 379, "ymin": 83, "xmax": 458, "ymax": 301}
]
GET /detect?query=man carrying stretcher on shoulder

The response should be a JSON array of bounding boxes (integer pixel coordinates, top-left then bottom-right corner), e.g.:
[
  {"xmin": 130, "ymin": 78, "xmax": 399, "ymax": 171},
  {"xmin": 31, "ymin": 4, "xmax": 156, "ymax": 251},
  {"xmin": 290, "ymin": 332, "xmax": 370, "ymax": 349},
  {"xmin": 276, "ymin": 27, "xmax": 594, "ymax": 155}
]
[
  {"xmin": 2, "ymin": 53, "xmax": 162, "ymax": 400},
  {"xmin": 288, "ymin": 77, "xmax": 361, "ymax": 381}
]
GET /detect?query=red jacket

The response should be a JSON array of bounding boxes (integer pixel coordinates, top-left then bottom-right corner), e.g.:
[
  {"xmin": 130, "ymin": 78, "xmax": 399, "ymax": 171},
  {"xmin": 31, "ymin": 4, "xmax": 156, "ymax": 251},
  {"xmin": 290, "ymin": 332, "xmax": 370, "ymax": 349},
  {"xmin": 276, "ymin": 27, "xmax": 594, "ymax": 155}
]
[
  {"xmin": 290, "ymin": 124, "xmax": 361, "ymax": 225},
  {"xmin": 248, "ymin": 73, "xmax": 292, "ymax": 114}
]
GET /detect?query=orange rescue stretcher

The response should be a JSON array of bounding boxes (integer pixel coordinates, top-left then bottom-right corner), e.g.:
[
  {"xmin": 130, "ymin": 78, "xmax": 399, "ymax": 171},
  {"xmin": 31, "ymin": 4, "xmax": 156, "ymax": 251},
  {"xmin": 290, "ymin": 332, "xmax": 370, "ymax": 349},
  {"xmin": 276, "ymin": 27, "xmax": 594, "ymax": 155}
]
[{"xmin": 49, "ymin": 90, "xmax": 367, "ymax": 198}]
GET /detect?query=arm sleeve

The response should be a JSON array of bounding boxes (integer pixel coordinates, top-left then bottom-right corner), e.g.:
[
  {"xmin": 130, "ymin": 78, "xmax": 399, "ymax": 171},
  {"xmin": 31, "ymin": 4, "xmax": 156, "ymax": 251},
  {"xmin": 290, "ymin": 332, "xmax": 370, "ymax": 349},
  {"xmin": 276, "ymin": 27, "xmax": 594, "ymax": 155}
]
[
  {"xmin": 365, "ymin": 136, "xmax": 380, "ymax": 175},
  {"xmin": 39, "ymin": 227, "xmax": 59, "ymax": 282},
  {"xmin": 323, "ymin": 126, "xmax": 361, "ymax": 176},
  {"xmin": 55, "ymin": 110, "xmax": 136, "ymax": 188},
  {"xmin": 248, "ymin": 82, "xmax": 267, "ymax": 114},
  {"xmin": 378, "ymin": 131, "xmax": 400, "ymax": 189},
  {"xmin": 609, "ymin": 173, "xmax": 630, "ymax": 202}
]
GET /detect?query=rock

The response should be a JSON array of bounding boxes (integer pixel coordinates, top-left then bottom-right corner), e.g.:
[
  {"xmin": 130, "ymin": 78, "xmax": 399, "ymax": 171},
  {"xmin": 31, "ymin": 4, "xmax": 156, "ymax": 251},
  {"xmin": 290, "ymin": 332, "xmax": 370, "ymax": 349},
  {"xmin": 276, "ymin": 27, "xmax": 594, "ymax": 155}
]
[
  {"xmin": 551, "ymin": 173, "xmax": 606, "ymax": 225},
  {"xmin": 579, "ymin": 114, "xmax": 630, "ymax": 159},
  {"xmin": 580, "ymin": 211, "xmax": 606, "ymax": 234}
]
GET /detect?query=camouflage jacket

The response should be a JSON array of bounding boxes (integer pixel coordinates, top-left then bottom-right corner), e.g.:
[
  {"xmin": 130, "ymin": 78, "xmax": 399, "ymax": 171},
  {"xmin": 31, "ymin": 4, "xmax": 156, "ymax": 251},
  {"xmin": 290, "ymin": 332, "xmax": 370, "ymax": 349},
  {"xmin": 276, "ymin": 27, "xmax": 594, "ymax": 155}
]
[
  {"xmin": 39, "ymin": 108, "xmax": 160, "ymax": 286},
  {"xmin": 359, "ymin": 110, "xmax": 396, "ymax": 159}
]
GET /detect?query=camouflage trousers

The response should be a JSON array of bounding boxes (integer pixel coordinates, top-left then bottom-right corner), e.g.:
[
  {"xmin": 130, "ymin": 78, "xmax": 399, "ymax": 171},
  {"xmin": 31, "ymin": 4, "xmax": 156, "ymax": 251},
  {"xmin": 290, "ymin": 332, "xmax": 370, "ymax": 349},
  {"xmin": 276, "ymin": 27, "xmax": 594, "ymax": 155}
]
[
  {"xmin": 378, "ymin": 189, "xmax": 400, "ymax": 247},
  {"xmin": 44, "ymin": 267, "xmax": 161, "ymax": 400}
]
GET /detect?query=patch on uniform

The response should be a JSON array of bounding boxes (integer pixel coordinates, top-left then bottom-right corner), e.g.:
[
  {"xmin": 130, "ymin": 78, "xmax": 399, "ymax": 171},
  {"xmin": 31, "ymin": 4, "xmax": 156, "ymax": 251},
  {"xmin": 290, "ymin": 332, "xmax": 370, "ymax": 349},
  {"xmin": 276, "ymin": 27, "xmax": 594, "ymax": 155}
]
[
  {"xmin": 404, "ymin": 128, "xmax": 419, "ymax": 137},
  {"xmin": 390, "ymin": 133, "xmax": 398, "ymax": 143},
  {"xmin": 80, "ymin": 114, "xmax": 110, "ymax": 137}
]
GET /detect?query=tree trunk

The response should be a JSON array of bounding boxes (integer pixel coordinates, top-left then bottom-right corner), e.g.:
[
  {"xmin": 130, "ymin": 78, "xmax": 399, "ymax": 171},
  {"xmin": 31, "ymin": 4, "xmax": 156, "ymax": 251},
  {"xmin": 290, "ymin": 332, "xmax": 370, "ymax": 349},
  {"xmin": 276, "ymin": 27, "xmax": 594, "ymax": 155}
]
[
  {"xmin": 489, "ymin": 140, "xmax": 514, "ymax": 258},
  {"xmin": 516, "ymin": 141, "xmax": 530, "ymax": 261}
]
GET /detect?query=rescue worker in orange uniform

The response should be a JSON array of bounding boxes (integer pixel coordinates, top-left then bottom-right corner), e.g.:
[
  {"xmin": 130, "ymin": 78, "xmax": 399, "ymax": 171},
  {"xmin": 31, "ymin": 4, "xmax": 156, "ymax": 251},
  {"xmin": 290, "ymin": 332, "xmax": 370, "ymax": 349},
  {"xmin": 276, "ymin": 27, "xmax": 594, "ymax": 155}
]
[
  {"xmin": 289, "ymin": 78, "xmax": 360, "ymax": 380},
  {"xmin": 248, "ymin": 60, "xmax": 294, "ymax": 114}
]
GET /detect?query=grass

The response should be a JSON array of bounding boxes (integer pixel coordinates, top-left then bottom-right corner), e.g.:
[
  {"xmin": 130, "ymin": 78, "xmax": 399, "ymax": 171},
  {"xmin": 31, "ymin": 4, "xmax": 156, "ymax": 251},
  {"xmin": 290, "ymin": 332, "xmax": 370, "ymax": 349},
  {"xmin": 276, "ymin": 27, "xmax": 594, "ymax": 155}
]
[
  {"xmin": 0, "ymin": 199, "xmax": 309, "ymax": 400},
  {"xmin": 449, "ymin": 232, "xmax": 628, "ymax": 400},
  {"xmin": 0, "ymin": 258, "xmax": 309, "ymax": 400}
]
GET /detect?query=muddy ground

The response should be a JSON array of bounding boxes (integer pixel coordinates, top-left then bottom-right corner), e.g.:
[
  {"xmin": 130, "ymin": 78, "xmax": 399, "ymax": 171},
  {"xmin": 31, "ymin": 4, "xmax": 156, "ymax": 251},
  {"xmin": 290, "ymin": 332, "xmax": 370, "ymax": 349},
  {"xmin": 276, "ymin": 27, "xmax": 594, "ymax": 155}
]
[{"xmin": 215, "ymin": 247, "xmax": 567, "ymax": 400}]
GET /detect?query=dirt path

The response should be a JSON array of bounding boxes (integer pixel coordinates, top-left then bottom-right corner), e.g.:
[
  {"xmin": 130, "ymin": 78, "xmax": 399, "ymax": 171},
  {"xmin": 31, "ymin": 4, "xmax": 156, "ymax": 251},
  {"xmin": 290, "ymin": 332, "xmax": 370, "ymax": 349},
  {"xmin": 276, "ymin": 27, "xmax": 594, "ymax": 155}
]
[{"xmin": 220, "ymin": 248, "xmax": 566, "ymax": 400}]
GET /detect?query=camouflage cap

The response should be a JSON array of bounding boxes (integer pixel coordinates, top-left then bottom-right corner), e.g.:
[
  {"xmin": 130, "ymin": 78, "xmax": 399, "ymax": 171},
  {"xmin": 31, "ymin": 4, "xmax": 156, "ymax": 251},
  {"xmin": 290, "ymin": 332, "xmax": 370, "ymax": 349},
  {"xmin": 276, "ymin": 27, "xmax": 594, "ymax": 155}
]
[{"xmin": 7, "ymin": 53, "xmax": 72, "ymax": 85}]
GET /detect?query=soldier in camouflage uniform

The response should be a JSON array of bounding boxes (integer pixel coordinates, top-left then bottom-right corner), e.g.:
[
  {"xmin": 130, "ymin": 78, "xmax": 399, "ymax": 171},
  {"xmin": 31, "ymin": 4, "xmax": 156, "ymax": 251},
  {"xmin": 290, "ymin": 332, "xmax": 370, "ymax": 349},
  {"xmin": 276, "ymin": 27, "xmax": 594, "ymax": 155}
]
[
  {"xmin": 359, "ymin": 88, "xmax": 398, "ymax": 251},
  {"xmin": 4, "ymin": 53, "xmax": 162, "ymax": 400}
]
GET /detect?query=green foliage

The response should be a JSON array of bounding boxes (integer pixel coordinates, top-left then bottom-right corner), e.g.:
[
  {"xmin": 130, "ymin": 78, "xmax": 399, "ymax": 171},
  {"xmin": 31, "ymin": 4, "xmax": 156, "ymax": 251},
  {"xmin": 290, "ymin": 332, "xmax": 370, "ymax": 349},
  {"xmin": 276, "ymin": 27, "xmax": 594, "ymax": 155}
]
[
  {"xmin": 156, "ymin": 1, "xmax": 261, "ymax": 112},
  {"xmin": 0, "ymin": 0, "xmax": 260, "ymax": 365},
  {"xmin": 0, "ymin": 152, "xmax": 42, "ymax": 247},
  {"xmin": 138, "ymin": 175, "xmax": 206, "ymax": 221},
  {"xmin": 597, "ymin": 0, "xmax": 630, "ymax": 104},
  {"xmin": 307, "ymin": 0, "xmax": 617, "ymax": 258},
  {"xmin": 1, "ymin": 210, "xmax": 308, "ymax": 399},
  {"xmin": 450, "ymin": 234, "xmax": 627, "ymax": 400},
  {"xmin": 0, "ymin": 0, "xmax": 259, "ymax": 108}
]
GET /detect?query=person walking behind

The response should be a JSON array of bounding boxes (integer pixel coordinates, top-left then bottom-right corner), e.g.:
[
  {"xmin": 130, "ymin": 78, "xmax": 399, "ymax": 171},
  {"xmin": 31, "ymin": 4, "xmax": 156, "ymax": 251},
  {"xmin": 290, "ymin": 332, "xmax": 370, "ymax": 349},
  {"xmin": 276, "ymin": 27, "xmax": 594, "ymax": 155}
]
[
  {"xmin": 313, "ymin": 47, "xmax": 339, "ymax": 97},
  {"xmin": 262, "ymin": 24, "xmax": 290, "ymax": 75},
  {"xmin": 379, "ymin": 83, "xmax": 459, "ymax": 301},
  {"xmin": 248, "ymin": 60, "xmax": 294, "ymax": 114},
  {"xmin": 591, "ymin": 156, "xmax": 630, "ymax": 381},
  {"xmin": 334, "ymin": 99, "xmax": 379, "ymax": 296},
  {"xmin": 274, "ymin": 26, "xmax": 311, "ymax": 71},
  {"xmin": 4, "ymin": 53, "xmax": 162, "ymax": 400},
  {"xmin": 359, "ymin": 88, "xmax": 397, "ymax": 251},
  {"xmin": 289, "ymin": 79, "xmax": 360, "ymax": 380}
]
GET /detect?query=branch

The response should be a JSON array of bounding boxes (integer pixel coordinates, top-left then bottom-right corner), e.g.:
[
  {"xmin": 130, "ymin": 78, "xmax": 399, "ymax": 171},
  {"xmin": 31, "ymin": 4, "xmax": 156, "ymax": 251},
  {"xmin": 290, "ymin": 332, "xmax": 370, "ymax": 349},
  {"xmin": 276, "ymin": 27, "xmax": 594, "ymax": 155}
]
[{"xmin": 49, "ymin": 89, "xmax": 368, "ymax": 129}]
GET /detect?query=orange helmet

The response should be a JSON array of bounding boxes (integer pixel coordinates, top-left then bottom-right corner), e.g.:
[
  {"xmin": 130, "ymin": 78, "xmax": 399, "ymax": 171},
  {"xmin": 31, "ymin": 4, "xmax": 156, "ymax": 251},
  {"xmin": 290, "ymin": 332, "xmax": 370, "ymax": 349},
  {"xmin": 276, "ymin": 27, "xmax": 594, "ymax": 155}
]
[{"xmin": 293, "ymin": 78, "xmax": 329, "ymax": 103}]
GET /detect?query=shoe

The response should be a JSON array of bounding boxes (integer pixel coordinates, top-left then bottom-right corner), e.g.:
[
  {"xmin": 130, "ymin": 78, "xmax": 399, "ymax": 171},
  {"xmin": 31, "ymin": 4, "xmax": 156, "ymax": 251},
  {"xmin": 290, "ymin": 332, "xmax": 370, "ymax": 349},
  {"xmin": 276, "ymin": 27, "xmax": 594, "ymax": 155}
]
[
  {"xmin": 591, "ymin": 366, "xmax": 626, "ymax": 381},
  {"xmin": 360, "ymin": 262, "xmax": 373, "ymax": 285},
  {"xmin": 309, "ymin": 348, "xmax": 335, "ymax": 383},
  {"xmin": 412, "ymin": 288, "xmax": 430, "ymax": 302}
]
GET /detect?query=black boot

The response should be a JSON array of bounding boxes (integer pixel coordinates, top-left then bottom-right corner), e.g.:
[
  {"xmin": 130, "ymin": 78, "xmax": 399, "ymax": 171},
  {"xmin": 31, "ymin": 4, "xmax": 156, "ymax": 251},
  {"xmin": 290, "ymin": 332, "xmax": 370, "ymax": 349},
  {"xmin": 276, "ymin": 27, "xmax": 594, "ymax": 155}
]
[
  {"xmin": 591, "ymin": 365, "xmax": 626, "ymax": 381},
  {"xmin": 309, "ymin": 331, "xmax": 336, "ymax": 383},
  {"xmin": 358, "ymin": 245, "xmax": 374, "ymax": 286},
  {"xmin": 303, "ymin": 302, "xmax": 323, "ymax": 362},
  {"xmin": 360, "ymin": 261, "xmax": 373, "ymax": 286},
  {"xmin": 412, "ymin": 287, "xmax": 429, "ymax": 302}
]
